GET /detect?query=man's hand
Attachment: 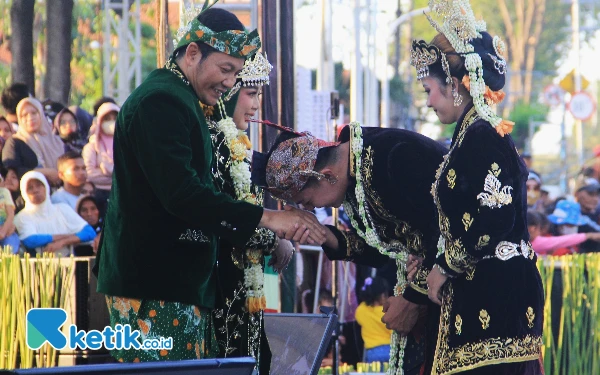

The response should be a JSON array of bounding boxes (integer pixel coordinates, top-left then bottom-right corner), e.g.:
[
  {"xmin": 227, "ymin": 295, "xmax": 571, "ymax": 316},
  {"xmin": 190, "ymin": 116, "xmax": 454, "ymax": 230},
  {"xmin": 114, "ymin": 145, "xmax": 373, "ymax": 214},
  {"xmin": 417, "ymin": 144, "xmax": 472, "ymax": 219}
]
[
  {"xmin": 268, "ymin": 239, "xmax": 295, "ymax": 273},
  {"xmin": 259, "ymin": 206, "xmax": 327, "ymax": 245},
  {"xmin": 406, "ymin": 255, "xmax": 423, "ymax": 283},
  {"xmin": 381, "ymin": 295, "xmax": 420, "ymax": 335},
  {"xmin": 426, "ymin": 266, "xmax": 448, "ymax": 305}
]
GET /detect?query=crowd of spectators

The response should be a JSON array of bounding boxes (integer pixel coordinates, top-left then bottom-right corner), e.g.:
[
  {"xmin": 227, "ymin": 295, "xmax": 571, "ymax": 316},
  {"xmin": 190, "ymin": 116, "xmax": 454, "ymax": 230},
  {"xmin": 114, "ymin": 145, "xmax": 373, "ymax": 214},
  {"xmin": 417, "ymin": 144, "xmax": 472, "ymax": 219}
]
[{"xmin": 0, "ymin": 82, "xmax": 117, "ymax": 256}]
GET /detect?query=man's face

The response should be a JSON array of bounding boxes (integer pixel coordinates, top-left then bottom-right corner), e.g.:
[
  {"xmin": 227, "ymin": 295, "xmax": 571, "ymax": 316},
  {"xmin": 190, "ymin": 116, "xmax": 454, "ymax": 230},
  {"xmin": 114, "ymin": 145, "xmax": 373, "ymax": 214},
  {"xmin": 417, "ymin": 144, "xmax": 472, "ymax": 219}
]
[
  {"xmin": 576, "ymin": 189, "xmax": 600, "ymax": 214},
  {"xmin": 292, "ymin": 178, "xmax": 346, "ymax": 211},
  {"xmin": 59, "ymin": 158, "xmax": 88, "ymax": 187},
  {"xmin": 190, "ymin": 48, "xmax": 245, "ymax": 106}
]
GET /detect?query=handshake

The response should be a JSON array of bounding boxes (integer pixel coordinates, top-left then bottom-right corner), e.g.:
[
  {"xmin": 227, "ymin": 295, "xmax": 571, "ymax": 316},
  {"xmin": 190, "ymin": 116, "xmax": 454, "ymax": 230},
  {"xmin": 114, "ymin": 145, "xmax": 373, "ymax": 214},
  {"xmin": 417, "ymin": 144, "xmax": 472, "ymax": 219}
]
[
  {"xmin": 259, "ymin": 205, "xmax": 331, "ymax": 273},
  {"xmin": 259, "ymin": 205, "xmax": 329, "ymax": 246}
]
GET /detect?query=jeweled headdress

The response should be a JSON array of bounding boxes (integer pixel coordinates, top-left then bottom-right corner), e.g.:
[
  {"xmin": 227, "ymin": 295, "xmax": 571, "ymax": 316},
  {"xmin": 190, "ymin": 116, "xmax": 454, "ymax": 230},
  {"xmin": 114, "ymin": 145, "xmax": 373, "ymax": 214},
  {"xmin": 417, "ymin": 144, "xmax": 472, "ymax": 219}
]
[
  {"xmin": 411, "ymin": 0, "xmax": 513, "ymax": 136},
  {"xmin": 224, "ymin": 52, "xmax": 273, "ymax": 102},
  {"xmin": 410, "ymin": 40, "xmax": 452, "ymax": 85},
  {"xmin": 173, "ymin": 0, "xmax": 261, "ymax": 59}
]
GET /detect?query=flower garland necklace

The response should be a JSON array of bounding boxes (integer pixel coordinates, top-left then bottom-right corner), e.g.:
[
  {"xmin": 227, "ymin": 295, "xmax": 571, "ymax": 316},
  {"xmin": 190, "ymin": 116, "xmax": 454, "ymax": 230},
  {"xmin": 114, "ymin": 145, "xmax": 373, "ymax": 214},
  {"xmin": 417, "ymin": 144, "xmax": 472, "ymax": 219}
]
[
  {"xmin": 215, "ymin": 100, "xmax": 267, "ymax": 314},
  {"xmin": 342, "ymin": 122, "xmax": 407, "ymax": 375}
]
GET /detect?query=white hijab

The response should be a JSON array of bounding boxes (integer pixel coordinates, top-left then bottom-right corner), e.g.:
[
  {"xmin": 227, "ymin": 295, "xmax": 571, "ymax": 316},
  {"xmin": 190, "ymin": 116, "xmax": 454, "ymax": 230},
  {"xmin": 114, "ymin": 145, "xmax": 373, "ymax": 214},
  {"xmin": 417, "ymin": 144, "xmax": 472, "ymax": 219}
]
[{"xmin": 14, "ymin": 171, "xmax": 88, "ymax": 256}]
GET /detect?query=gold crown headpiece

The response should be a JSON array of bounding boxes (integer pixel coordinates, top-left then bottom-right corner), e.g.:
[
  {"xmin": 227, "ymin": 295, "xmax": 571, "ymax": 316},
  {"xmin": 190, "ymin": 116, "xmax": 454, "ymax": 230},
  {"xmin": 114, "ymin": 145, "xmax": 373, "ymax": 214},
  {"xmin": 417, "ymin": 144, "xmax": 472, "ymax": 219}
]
[
  {"xmin": 410, "ymin": 40, "xmax": 452, "ymax": 85},
  {"xmin": 224, "ymin": 52, "xmax": 273, "ymax": 102},
  {"xmin": 172, "ymin": 0, "xmax": 261, "ymax": 59},
  {"xmin": 417, "ymin": 0, "xmax": 513, "ymax": 136}
]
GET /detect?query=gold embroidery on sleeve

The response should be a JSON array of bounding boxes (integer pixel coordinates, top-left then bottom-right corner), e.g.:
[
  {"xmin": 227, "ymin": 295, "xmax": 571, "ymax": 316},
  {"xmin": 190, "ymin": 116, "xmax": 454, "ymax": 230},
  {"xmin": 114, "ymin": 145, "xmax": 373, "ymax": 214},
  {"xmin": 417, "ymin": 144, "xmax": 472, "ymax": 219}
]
[
  {"xmin": 477, "ymin": 164, "xmax": 513, "ymax": 209},
  {"xmin": 462, "ymin": 213, "xmax": 473, "ymax": 231},
  {"xmin": 526, "ymin": 307, "xmax": 535, "ymax": 329},
  {"xmin": 475, "ymin": 235, "xmax": 490, "ymax": 250},
  {"xmin": 447, "ymin": 169, "xmax": 456, "ymax": 189},
  {"xmin": 491, "ymin": 162, "xmax": 501, "ymax": 177},
  {"xmin": 455, "ymin": 314, "xmax": 463, "ymax": 335},
  {"xmin": 479, "ymin": 309, "xmax": 490, "ymax": 330}
]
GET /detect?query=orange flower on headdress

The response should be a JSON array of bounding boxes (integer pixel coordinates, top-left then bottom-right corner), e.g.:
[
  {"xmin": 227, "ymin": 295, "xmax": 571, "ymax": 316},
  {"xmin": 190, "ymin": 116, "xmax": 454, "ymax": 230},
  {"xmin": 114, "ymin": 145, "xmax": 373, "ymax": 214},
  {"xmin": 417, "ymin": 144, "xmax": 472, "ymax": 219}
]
[
  {"xmin": 495, "ymin": 119, "xmax": 515, "ymax": 137},
  {"xmin": 461, "ymin": 75, "xmax": 506, "ymax": 105}
]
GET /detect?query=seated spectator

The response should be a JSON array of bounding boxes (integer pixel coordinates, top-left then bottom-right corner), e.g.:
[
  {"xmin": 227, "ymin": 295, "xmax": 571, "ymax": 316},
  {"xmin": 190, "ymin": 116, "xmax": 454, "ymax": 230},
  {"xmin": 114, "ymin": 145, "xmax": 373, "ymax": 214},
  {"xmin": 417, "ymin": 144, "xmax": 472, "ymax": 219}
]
[
  {"xmin": 53, "ymin": 108, "xmax": 87, "ymax": 153},
  {"xmin": 14, "ymin": 171, "xmax": 96, "ymax": 257},
  {"xmin": 0, "ymin": 167, "xmax": 25, "ymax": 213},
  {"xmin": 0, "ymin": 116, "xmax": 15, "ymax": 141},
  {"xmin": 529, "ymin": 210, "xmax": 600, "ymax": 256},
  {"xmin": 69, "ymin": 106, "xmax": 94, "ymax": 141},
  {"xmin": 82, "ymin": 102, "xmax": 118, "ymax": 212},
  {"xmin": 2, "ymin": 97, "xmax": 62, "ymax": 185},
  {"xmin": 355, "ymin": 277, "xmax": 392, "ymax": 364},
  {"xmin": 574, "ymin": 176, "xmax": 600, "ymax": 253},
  {"xmin": 0, "ymin": 173, "xmax": 20, "ymax": 253},
  {"xmin": 1, "ymin": 83, "xmax": 30, "ymax": 130},
  {"xmin": 526, "ymin": 172, "xmax": 544, "ymax": 212},
  {"xmin": 51, "ymin": 152, "xmax": 87, "ymax": 210},
  {"xmin": 81, "ymin": 181, "xmax": 95, "ymax": 197},
  {"xmin": 74, "ymin": 196, "xmax": 102, "ymax": 256},
  {"xmin": 87, "ymin": 97, "xmax": 117, "ymax": 140},
  {"xmin": 546, "ymin": 200, "xmax": 598, "ymax": 255}
]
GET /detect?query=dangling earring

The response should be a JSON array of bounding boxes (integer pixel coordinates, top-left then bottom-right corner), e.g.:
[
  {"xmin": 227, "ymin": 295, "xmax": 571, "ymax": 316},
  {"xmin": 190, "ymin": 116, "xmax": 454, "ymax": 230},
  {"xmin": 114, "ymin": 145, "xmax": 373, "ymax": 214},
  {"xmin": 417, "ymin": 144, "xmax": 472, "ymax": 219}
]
[{"xmin": 452, "ymin": 88, "xmax": 463, "ymax": 107}]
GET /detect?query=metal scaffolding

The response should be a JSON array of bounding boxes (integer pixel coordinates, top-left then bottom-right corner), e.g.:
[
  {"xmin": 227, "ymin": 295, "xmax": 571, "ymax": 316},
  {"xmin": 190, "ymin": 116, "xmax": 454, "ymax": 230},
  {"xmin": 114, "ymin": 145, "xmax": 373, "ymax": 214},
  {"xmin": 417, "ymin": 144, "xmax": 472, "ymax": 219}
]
[{"xmin": 103, "ymin": 0, "xmax": 142, "ymax": 105}]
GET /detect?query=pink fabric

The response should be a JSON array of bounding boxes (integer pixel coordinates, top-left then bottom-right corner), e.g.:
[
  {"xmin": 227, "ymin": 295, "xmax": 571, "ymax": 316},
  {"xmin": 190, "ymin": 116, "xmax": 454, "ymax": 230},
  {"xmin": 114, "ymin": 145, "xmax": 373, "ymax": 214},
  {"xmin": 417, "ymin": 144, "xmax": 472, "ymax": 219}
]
[
  {"xmin": 531, "ymin": 233, "xmax": 587, "ymax": 255},
  {"xmin": 82, "ymin": 102, "xmax": 118, "ymax": 191}
]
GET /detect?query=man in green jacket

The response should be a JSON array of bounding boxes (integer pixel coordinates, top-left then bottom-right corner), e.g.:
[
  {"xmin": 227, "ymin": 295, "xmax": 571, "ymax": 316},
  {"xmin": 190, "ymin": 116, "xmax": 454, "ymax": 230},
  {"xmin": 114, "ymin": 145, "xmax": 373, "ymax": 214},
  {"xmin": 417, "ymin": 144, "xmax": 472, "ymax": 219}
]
[{"xmin": 94, "ymin": 6, "xmax": 325, "ymax": 363}]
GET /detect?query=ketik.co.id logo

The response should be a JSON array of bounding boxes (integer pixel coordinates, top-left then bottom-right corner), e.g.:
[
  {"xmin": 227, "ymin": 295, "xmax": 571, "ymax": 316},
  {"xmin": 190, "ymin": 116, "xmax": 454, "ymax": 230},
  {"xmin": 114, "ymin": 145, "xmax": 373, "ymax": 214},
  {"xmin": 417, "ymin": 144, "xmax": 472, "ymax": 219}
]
[{"xmin": 26, "ymin": 308, "xmax": 167, "ymax": 351}]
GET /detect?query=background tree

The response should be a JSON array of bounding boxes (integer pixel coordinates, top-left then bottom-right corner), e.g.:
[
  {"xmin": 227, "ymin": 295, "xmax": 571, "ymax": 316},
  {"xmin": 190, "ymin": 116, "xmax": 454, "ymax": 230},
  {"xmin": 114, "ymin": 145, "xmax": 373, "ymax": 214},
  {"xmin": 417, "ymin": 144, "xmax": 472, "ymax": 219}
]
[
  {"xmin": 10, "ymin": 0, "xmax": 35, "ymax": 95},
  {"xmin": 45, "ymin": 0, "xmax": 73, "ymax": 104}
]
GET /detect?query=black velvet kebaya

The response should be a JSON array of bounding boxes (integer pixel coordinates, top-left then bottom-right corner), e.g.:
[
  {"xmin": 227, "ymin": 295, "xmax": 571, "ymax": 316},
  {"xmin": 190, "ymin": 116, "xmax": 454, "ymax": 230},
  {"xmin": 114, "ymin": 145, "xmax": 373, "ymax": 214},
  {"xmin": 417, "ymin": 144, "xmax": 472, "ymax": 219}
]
[{"xmin": 430, "ymin": 103, "xmax": 544, "ymax": 374}]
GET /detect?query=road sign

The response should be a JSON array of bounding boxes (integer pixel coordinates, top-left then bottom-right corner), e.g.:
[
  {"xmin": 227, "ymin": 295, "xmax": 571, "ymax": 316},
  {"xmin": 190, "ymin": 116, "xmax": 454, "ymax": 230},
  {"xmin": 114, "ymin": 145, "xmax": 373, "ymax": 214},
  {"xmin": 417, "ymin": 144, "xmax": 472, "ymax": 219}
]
[
  {"xmin": 568, "ymin": 91, "xmax": 596, "ymax": 121},
  {"xmin": 542, "ymin": 84, "xmax": 564, "ymax": 107},
  {"xmin": 559, "ymin": 69, "xmax": 590, "ymax": 94}
]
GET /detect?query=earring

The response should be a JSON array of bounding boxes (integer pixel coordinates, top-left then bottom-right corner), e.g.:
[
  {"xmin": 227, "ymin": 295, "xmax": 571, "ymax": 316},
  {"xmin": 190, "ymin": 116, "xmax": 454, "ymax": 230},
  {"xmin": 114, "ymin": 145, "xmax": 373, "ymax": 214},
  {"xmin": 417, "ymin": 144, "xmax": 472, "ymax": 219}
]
[
  {"xmin": 327, "ymin": 175, "xmax": 338, "ymax": 185},
  {"xmin": 453, "ymin": 88, "xmax": 463, "ymax": 107}
]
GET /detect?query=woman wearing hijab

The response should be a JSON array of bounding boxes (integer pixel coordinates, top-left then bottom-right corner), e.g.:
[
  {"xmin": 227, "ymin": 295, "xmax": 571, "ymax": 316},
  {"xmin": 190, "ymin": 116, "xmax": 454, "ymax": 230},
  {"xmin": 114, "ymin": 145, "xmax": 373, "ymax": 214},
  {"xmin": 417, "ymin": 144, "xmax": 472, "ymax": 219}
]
[
  {"xmin": 2, "ymin": 97, "xmax": 63, "ymax": 185},
  {"xmin": 14, "ymin": 171, "xmax": 96, "ymax": 257},
  {"xmin": 53, "ymin": 108, "xmax": 87, "ymax": 153},
  {"xmin": 82, "ymin": 102, "xmax": 118, "ymax": 211}
]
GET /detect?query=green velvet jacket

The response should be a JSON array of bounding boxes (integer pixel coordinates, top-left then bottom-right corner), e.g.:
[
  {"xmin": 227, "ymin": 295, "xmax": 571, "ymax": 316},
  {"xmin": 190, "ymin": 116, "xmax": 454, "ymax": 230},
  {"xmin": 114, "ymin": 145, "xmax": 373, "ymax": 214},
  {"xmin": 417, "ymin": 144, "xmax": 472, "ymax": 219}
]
[{"xmin": 94, "ymin": 67, "xmax": 264, "ymax": 309}]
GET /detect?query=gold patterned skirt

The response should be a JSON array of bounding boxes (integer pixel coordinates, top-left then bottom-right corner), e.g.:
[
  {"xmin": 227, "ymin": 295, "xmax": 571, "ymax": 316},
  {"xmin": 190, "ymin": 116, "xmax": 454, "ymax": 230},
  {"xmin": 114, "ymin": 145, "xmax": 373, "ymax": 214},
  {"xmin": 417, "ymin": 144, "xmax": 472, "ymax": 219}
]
[{"xmin": 430, "ymin": 257, "xmax": 544, "ymax": 375}]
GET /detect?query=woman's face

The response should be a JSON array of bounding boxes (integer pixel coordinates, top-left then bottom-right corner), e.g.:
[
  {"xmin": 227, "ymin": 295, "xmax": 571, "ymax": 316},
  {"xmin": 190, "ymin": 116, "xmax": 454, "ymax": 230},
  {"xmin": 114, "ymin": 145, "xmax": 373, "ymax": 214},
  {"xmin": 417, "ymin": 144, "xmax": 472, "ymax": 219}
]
[
  {"xmin": 233, "ymin": 87, "xmax": 260, "ymax": 131},
  {"xmin": 4, "ymin": 170, "xmax": 19, "ymax": 192},
  {"xmin": 0, "ymin": 120, "xmax": 13, "ymax": 140},
  {"xmin": 422, "ymin": 76, "xmax": 458, "ymax": 125},
  {"xmin": 26, "ymin": 179, "xmax": 46, "ymax": 205},
  {"xmin": 81, "ymin": 182, "xmax": 95, "ymax": 196},
  {"xmin": 58, "ymin": 112, "xmax": 78, "ymax": 138},
  {"xmin": 19, "ymin": 103, "xmax": 42, "ymax": 134},
  {"xmin": 79, "ymin": 199, "xmax": 100, "ymax": 226}
]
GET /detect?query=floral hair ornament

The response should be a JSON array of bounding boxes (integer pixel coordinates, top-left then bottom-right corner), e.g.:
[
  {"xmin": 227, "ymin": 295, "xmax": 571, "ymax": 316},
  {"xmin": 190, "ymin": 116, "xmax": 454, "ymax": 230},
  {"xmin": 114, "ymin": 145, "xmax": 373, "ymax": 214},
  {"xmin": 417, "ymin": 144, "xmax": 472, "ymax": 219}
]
[
  {"xmin": 414, "ymin": 0, "xmax": 513, "ymax": 137},
  {"xmin": 250, "ymin": 120, "xmax": 339, "ymax": 201},
  {"xmin": 173, "ymin": 0, "xmax": 261, "ymax": 58},
  {"xmin": 224, "ymin": 52, "xmax": 273, "ymax": 102}
]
